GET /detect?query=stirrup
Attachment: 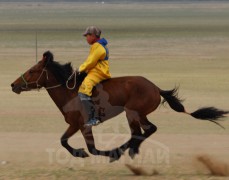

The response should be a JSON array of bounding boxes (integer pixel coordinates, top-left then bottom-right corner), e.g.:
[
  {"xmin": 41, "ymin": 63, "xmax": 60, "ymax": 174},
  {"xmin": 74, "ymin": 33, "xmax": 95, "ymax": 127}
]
[{"xmin": 84, "ymin": 118, "xmax": 101, "ymax": 127}]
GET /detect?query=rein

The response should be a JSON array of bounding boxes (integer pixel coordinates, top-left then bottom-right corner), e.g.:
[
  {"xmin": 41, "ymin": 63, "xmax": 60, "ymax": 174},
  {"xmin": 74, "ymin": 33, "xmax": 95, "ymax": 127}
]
[
  {"xmin": 66, "ymin": 71, "xmax": 77, "ymax": 90},
  {"xmin": 21, "ymin": 68, "xmax": 77, "ymax": 91}
]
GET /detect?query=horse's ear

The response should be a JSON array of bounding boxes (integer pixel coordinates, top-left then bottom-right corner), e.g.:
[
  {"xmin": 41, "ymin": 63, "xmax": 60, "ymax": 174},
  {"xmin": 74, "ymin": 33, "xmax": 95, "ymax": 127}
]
[{"xmin": 42, "ymin": 51, "xmax": 54, "ymax": 65}]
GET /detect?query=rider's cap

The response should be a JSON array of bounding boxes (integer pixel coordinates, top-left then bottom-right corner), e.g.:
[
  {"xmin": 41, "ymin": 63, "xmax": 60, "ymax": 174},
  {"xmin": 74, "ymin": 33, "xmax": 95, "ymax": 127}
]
[{"xmin": 83, "ymin": 26, "xmax": 101, "ymax": 37}]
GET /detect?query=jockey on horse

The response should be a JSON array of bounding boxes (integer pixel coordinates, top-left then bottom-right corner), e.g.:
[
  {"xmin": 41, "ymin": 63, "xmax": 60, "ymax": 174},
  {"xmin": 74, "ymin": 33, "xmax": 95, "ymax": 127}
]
[{"xmin": 78, "ymin": 26, "xmax": 111, "ymax": 127}]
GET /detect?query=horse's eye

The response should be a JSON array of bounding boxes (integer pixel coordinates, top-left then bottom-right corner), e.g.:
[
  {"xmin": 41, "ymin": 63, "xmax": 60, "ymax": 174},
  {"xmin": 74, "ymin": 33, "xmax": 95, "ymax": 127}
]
[{"xmin": 29, "ymin": 70, "xmax": 34, "ymax": 74}]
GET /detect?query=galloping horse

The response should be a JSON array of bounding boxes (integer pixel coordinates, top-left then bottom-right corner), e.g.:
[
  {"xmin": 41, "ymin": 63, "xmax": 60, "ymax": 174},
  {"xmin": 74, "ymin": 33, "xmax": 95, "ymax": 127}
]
[{"xmin": 11, "ymin": 51, "xmax": 228, "ymax": 162}]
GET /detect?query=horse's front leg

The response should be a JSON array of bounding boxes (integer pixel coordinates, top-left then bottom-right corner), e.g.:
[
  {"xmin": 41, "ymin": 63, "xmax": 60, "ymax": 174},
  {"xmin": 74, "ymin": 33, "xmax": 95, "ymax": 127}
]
[
  {"xmin": 61, "ymin": 124, "xmax": 89, "ymax": 158},
  {"xmin": 80, "ymin": 127, "xmax": 123, "ymax": 162}
]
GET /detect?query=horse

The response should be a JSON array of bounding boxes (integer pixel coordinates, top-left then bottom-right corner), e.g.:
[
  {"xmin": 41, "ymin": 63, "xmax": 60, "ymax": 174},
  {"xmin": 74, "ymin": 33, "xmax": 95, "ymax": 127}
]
[{"xmin": 11, "ymin": 51, "xmax": 228, "ymax": 162}]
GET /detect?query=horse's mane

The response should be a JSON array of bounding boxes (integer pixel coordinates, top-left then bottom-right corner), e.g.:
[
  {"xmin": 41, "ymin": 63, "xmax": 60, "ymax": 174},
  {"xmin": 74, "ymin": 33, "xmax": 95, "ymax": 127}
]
[
  {"xmin": 48, "ymin": 61, "xmax": 73, "ymax": 85},
  {"xmin": 43, "ymin": 51, "xmax": 86, "ymax": 87}
]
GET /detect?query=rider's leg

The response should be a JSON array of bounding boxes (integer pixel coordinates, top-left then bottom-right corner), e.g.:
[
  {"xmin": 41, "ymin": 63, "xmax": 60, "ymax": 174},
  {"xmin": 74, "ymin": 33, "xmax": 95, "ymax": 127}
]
[
  {"xmin": 78, "ymin": 73, "xmax": 104, "ymax": 127},
  {"xmin": 78, "ymin": 92, "xmax": 101, "ymax": 127}
]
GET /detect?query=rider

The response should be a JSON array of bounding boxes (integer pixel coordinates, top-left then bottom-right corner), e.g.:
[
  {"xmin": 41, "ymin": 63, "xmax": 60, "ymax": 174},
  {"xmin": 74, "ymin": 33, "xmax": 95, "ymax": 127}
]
[{"xmin": 78, "ymin": 26, "xmax": 111, "ymax": 127}]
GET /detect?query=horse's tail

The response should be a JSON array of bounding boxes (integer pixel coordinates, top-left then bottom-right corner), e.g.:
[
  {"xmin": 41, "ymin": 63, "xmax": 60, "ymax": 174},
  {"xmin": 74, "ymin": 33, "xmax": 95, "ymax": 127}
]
[{"xmin": 159, "ymin": 87, "xmax": 229, "ymax": 129}]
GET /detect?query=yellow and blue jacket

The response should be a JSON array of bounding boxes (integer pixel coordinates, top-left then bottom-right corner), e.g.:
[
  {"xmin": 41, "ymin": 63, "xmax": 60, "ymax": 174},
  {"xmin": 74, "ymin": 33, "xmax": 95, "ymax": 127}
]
[{"xmin": 79, "ymin": 38, "xmax": 111, "ymax": 79}]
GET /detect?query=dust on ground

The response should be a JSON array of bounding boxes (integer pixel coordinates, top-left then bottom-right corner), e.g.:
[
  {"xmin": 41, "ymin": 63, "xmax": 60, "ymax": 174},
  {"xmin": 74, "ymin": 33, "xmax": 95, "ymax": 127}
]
[{"xmin": 1, "ymin": 132, "xmax": 229, "ymax": 179}]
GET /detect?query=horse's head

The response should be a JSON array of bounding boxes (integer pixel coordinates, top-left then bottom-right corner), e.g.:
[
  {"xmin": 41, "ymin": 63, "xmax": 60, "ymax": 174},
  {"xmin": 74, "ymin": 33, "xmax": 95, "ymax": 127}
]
[
  {"xmin": 11, "ymin": 51, "xmax": 87, "ymax": 94},
  {"xmin": 11, "ymin": 51, "xmax": 55, "ymax": 94}
]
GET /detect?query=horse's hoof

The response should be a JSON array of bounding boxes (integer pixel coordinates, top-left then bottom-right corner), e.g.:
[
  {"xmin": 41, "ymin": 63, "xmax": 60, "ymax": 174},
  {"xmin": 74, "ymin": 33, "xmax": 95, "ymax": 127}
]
[
  {"xmin": 130, "ymin": 153, "xmax": 135, "ymax": 159},
  {"xmin": 72, "ymin": 148, "xmax": 89, "ymax": 158},
  {"xmin": 119, "ymin": 148, "xmax": 125, "ymax": 155},
  {"xmin": 109, "ymin": 148, "xmax": 123, "ymax": 163},
  {"xmin": 79, "ymin": 148, "xmax": 89, "ymax": 158},
  {"xmin": 81, "ymin": 151, "xmax": 89, "ymax": 158},
  {"xmin": 109, "ymin": 157, "xmax": 117, "ymax": 163},
  {"xmin": 129, "ymin": 148, "xmax": 139, "ymax": 159}
]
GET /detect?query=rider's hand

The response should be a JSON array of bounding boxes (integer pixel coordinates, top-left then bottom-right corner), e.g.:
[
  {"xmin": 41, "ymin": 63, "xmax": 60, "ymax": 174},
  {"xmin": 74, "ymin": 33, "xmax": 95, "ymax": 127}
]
[{"xmin": 76, "ymin": 68, "xmax": 80, "ymax": 74}]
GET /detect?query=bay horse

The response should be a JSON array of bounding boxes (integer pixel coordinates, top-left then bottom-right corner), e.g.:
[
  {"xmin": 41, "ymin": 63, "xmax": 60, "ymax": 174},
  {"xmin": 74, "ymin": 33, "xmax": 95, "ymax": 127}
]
[{"xmin": 11, "ymin": 51, "xmax": 228, "ymax": 162}]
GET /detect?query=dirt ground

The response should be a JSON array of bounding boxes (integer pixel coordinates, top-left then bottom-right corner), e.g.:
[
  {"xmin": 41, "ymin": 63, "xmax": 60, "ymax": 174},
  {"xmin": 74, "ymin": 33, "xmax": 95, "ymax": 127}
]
[
  {"xmin": 1, "ymin": 132, "xmax": 229, "ymax": 179},
  {"xmin": 1, "ymin": 1, "xmax": 229, "ymax": 179}
]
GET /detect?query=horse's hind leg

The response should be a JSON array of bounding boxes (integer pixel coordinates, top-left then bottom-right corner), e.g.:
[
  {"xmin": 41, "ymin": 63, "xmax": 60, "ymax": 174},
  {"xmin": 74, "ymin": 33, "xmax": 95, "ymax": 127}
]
[
  {"xmin": 142, "ymin": 116, "xmax": 157, "ymax": 137},
  {"xmin": 135, "ymin": 116, "xmax": 157, "ymax": 153},
  {"xmin": 61, "ymin": 124, "xmax": 89, "ymax": 158},
  {"xmin": 119, "ymin": 120, "xmax": 142, "ymax": 153},
  {"xmin": 81, "ymin": 127, "xmax": 124, "ymax": 162},
  {"xmin": 112, "ymin": 116, "xmax": 143, "ymax": 161},
  {"xmin": 128, "ymin": 114, "xmax": 157, "ymax": 159},
  {"xmin": 124, "ymin": 110, "xmax": 144, "ymax": 159}
]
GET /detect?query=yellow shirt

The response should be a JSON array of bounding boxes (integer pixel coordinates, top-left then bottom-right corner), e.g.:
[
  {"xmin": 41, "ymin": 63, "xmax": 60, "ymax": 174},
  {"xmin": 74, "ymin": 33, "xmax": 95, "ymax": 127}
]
[{"xmin": 79, "ymin": 38, "xmax": 111, "ymax": 79}]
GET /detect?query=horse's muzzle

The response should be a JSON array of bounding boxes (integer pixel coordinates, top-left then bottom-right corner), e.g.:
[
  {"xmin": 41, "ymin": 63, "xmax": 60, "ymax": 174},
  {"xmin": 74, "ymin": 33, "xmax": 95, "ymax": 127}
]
[{"xmin": 11, "ymin": 83, "xmax": 22, "ymax": 94}]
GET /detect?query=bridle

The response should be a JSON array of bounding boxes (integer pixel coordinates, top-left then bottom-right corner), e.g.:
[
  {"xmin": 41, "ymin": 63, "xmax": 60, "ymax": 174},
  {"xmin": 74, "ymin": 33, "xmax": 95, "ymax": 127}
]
[{"xmin": 20, "ymin": 66, "xmax": 78, "ymax": 91}]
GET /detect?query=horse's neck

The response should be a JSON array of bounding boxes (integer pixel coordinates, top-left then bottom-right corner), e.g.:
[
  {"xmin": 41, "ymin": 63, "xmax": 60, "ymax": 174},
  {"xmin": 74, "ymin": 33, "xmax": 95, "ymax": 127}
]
[{"xmin": 46, "ymin": 86, "xmax": 77, "ymax": 116}]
